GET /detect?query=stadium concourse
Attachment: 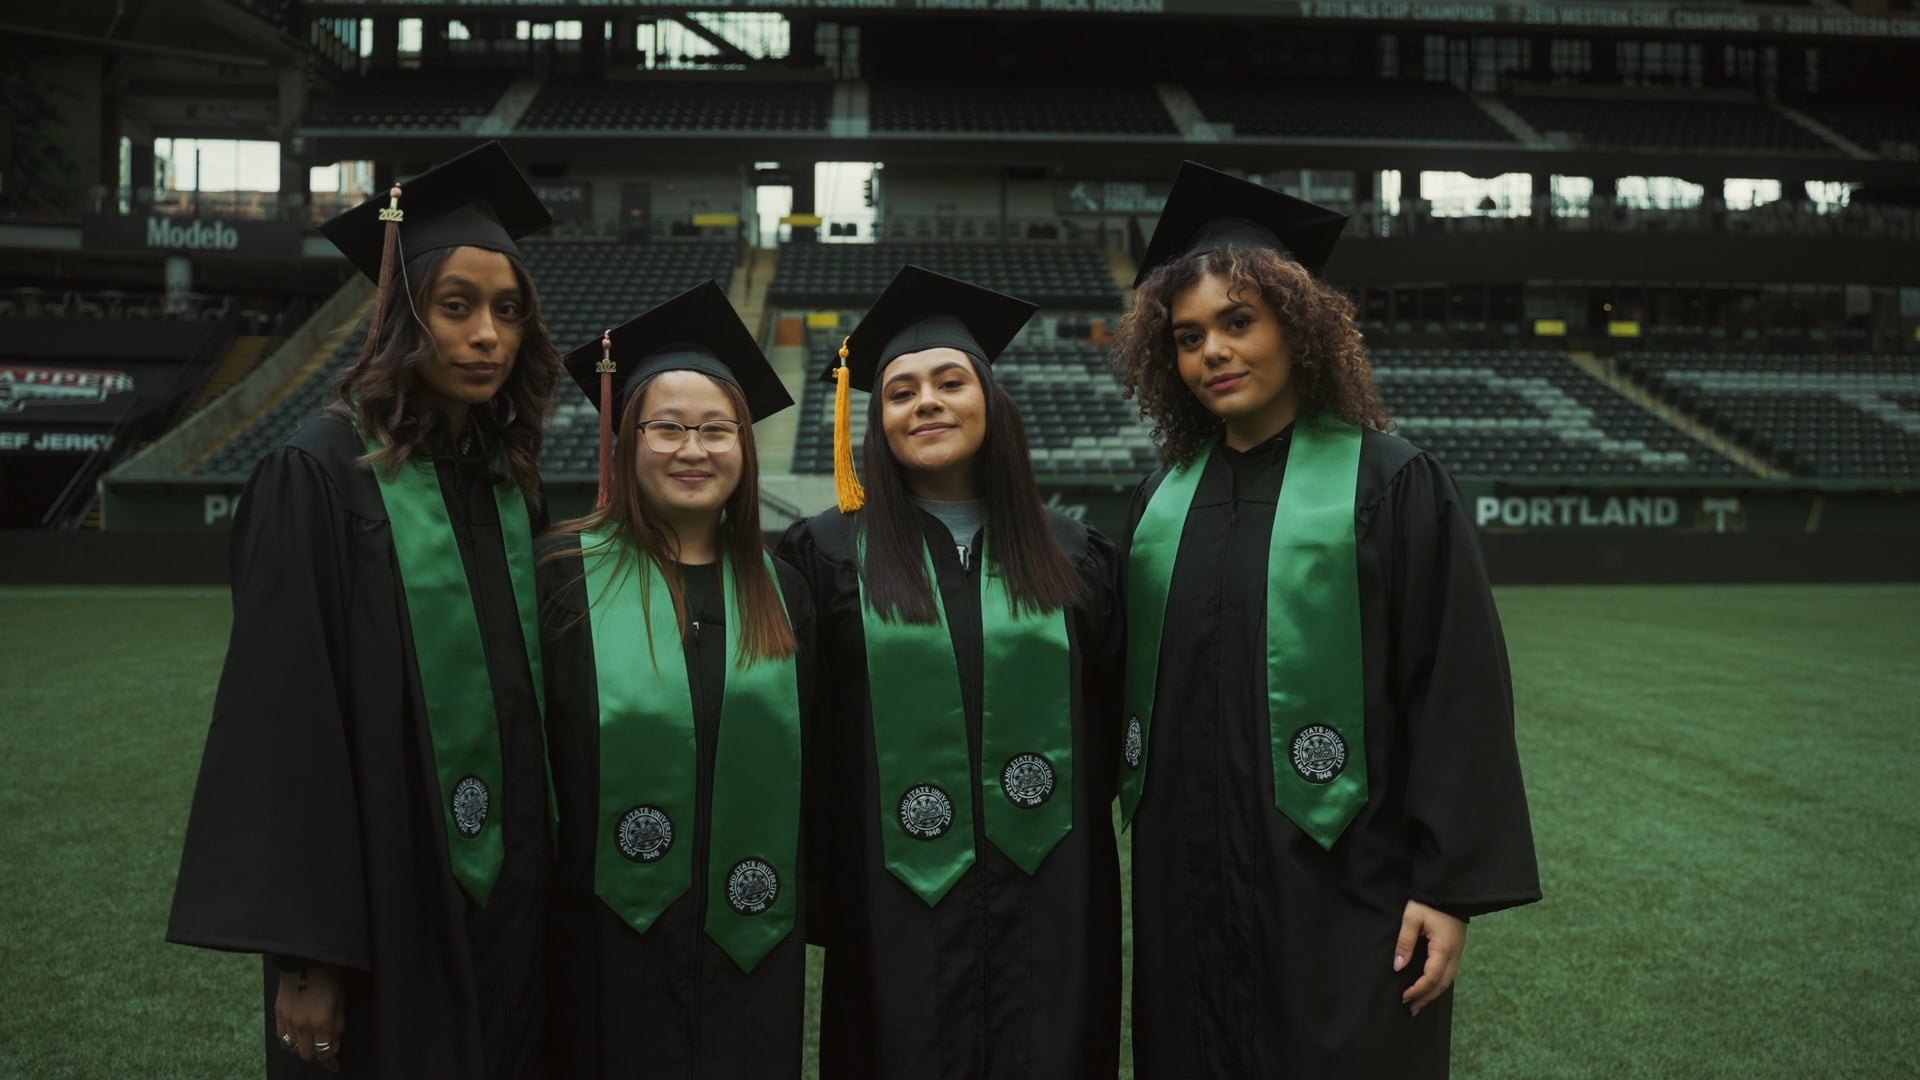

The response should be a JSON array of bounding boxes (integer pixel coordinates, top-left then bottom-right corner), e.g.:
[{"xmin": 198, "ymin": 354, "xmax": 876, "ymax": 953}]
[{"xmin": 1, "ymin": 0, "xmax": 1919, "ymax": 1077}]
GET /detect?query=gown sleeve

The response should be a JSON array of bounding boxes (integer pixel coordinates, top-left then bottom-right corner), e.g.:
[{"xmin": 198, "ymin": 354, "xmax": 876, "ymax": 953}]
[
  {"xmin": 1378, "ymin": 454, "xmax": 1542, "ymax": 919},
  {"xmin": 166, "ymin": 446, "xmax": 372, "ymax": 970},
  {"xmin": 1074, "ymin": 523, "xmax": 1126, "ymax": 802},
  {"xmin": 775, "ymin": 521, "xmax": 837, "ymax": 948}
]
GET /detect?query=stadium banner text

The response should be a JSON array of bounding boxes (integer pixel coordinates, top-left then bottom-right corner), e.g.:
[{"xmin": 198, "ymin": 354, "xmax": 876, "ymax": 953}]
[
  {"xmin": 80, "ymin": 215, "xmax": 303, "ymax": 257},
  {"xmin": 1057, "ymin": 180, "xmax": 1170, "ymax": 215},
  {"xmin": 534, "ymin": 183, "xmax": 594, "ymax": 221},
  {"xmin": 299, "ymin": 0, "xmax": 1920, "ymax": 38},
  {"xmin": 0, "ymin": 428, "xmax": 115, "ymax": 455},
  {"xmin": 1466, "ymin": 488, "xmax": 1920, "ymax": 534}
]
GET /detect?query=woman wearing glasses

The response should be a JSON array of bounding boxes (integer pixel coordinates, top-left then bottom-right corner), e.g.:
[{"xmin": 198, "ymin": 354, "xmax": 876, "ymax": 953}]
[{"xmin": 536, "ymin": 282, "xmax": 817, "ymax": 1078}]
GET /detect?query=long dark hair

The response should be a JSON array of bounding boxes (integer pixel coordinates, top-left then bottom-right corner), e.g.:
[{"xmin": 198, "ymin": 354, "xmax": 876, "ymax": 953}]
[
  {"xmin": 327, "ymin": 246, "xmax": 562, "ymax": 497},
  {"xmin": 1112, "ymin": 244, "xmax": 1389, "ymax": 468},
  {"xmin": 859, "ymin": 355, "xmax": 1085, "ymax": 623},
  {"xmin": 546, "ymin": 372, "xmax": 796, "ymax": 662}
]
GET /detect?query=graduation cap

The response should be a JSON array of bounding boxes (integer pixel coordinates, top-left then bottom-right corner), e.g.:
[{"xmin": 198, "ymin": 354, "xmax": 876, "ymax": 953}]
[
  {"xmin": 319, "ymin": 142, "xmax": 553, "ymax": 351},
  {"xmin": 1133, "ymin": 161, "xmax": 1349, "ymax": 287},
  {"xmin": 563, "ymin": 280, "xmax": 793, "ymax": 507},
  {"xmin": 825, "ymin": 265, "xmax": 1038, "ymax": 512}
]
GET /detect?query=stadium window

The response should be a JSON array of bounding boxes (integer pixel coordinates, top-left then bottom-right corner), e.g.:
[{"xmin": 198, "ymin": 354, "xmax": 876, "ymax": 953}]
[
  {"xmin": 1419, "ymin": 172, "xmax": 1531, "ymax": 218},
  {"xmin": 1423, "ymin": 36, "xmax": 1449, "ymax": 83},
  {"xmin": 1378, "ymin": 34, "xmax": 1399, "ymax": 80},
  {"xmin": 1550, "ymin": 39, "xmax": 1590, "ymax": 81},
  {"xmin": 1550, "ymin": 175, "xmax": 1592, "ymax": 219},
  {"xmin": 1615, "ymin": 177, "xmax": 1704, "ymax": 210},
  {"xmin": 817, "ymin": 162, "xmax": 877, "ymax": 245},
  {"xmin": 1469, "ymin": 37, "xmax": 1526, "ymax": 93},
  {"xmin": 359, "ymin": 18, "xmax": 373, "ymax": 59},
  {"xmin": 399, "ymin": 18, "xmax": 422, "ymax": 56},
  {"xmin": 448, "ymin": 21, "xmax": 471, "ymax": 41},
  {"xmin": 1807, "ymin": 182, "xmax": 1854, "ymax": 212},
  {"xmin": 1724, "ymin": 180, "xmax": 1782, "ymax": 212}
]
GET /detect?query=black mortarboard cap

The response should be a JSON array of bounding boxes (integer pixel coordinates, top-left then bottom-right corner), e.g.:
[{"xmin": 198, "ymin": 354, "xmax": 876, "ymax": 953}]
[
  {"xmin": 563, "ymin": 280, "xmax": 793, "ymax": 422},
  {"xmin": 320, "ymin": 141, "xmax": 553, "ymax": 283},
  {"xmin": 828, "ymin": 265, "xmax": 1039, "ymax": 393},
  {"xmin": 1133, "ymin": 161, "xmax": 1348, "ymax": 286},
  {"xmin": 822, "ymin": 265, "xmax": 1037, "ymax": 511}
]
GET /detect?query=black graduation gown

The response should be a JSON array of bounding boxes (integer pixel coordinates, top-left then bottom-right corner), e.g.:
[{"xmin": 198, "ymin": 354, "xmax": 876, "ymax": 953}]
[
  {"xmin": 537, "ymin": 536, "xmax": 818, "ymax": 1080},
  {"xmin": 167, "ymin": 413, "xmax": 551, "ymax": 1080},
  {"xmin": 779, "ymin": 507, "xmax": 1124, "ymax": 1080},
  {"xmin": 1124, "ymin": 426, "xmax": 1541, "ymax": 1079}
]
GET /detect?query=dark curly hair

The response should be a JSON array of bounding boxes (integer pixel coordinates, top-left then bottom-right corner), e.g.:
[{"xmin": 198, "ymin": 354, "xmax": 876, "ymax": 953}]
[
  {"xmin": 1111, "ymin": 245, "xmax": 1390, "ymax": 468},
  {"xmin": 326, "ymin": 246, "xmax": 561, "ymax": 498}
]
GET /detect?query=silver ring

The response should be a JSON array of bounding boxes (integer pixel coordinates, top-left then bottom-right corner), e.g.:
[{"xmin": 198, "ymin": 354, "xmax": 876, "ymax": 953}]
[
  {"xmin": 280, "ymin": 1034, "xmax": 295, "ymax": 1048},
  {"xmin": 314, "ymin": 1041, "xmax": 334, "ymax": 1053}
]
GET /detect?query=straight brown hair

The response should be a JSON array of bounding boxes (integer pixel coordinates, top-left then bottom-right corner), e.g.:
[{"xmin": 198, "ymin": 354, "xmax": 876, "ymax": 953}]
[{"xmin": 547, "ymin": 373, "xmax": 796, "ymax": 662}]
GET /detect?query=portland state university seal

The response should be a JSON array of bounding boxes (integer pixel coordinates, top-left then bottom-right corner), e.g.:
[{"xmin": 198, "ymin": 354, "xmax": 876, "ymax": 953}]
[
  {"xmin": 1289, "ymin": 724, "xmax": 1348, "ymax": 784},
  {"xmin": 451, "ymin": 776, "xmax": 490, "ymax": 838},
  {"xmin": 616, "ymin": 805, "xmax": 674, "ymax": 862},
  {"xmin": 1001, "ymin": 752, "xmax": 1057, "ymax": 808},
  {"xmin": 898, "ymin": 784, "xmax": 955, "ymax": 840},
  {"xmin": 1123, "ymin": 715, "xmax": 1144, "ymax": 770},
  {"xmin": 726, "ymin": 858, "xmax": 780, "ymax": 916}
]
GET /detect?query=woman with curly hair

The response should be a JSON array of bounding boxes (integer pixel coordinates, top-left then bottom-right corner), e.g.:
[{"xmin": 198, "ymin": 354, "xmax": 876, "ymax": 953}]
[
  {"xmin": 169, "ymin": 142, "xmax": 563, "ymax": 1078},
  {"xmin": 1112, "ymin": 162, "xmax": 1539, "ymax": 1079}
]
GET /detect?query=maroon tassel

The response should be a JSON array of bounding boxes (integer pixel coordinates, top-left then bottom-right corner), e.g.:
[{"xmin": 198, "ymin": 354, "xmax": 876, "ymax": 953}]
[
  {"xmin": 358, "ymin": 184, "xmax": 405, "ymax": 369},
  {"xmin": 596, "ymin": 329, "xmax": 614, "ymax": 508}
]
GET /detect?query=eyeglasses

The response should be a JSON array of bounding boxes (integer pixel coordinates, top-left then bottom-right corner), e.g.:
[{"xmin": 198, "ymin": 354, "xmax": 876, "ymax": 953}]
[{"xmin": 636, "ymin": 419, "xmax": 744, "ymax": 454}]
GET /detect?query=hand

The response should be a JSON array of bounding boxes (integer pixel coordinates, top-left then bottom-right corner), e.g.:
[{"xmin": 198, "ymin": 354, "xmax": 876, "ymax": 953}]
[
  {"xmin": 1394, "ymin": 899, "xmax": 1466, "ymax": 1017},
  {"xmin": 275, "ymin": 965, "xmax": 347, "ymax": 1073}
]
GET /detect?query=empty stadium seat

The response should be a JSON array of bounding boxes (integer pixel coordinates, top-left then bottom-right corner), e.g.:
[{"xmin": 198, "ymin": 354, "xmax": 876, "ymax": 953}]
[
  {"xmin": 1190, "ymin": 81, "xmax": 1514, "ymax": 143},
  {"xmin": 306, "ymin": 74, "xmax": 509, "ymax": 130},
  {"xmin": 871, "ymin": 80, "xmax": 1175, "ymax": 135},
  {"xmin": 1376, "ymin": 347, "xmax": 1753, "ymax": 478},
  {"xmin": 1616, "ymin": 351, "xmax": 1920, "ymax": 479},
  {"xmin": 520, "ymin": 80, "xmax": 830, "ymax": 131},
  {"xmin": 769, "ymin": 244, "xmax": 1121, "ymax": 310},
  {"xmin": 1501, "ymin": 94, "xmax": 1832, "ymax": 154}
]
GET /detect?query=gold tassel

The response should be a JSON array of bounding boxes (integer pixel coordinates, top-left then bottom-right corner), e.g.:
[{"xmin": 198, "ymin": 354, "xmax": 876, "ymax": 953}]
[
  {"xmin": 363, "ymin": 184, "xmax": 404, "ymax": 358},
  {"xmin": 596, "ymin": 329, "xmax": 614, "ymax": 508},
  {"xmin": 832, "ymin": 336, "xmax": 865, "ymax": 512}
]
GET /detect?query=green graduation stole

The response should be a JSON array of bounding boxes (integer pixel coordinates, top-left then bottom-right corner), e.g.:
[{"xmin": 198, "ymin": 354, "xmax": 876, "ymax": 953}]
[
  {"xmin": 1120, "ymin": 418, "xmax": 1367, "ymax": 850},
  {"xmin": 859, "ymin": 529, "xmax": 1074, "ymax": 907},
  {"xmin": 372, "ymin": 450, "xmax": 545, "ymax": 908},
  {"xmin": 581, "ymin": 529, "xmax": 802, "ymax": 974}
]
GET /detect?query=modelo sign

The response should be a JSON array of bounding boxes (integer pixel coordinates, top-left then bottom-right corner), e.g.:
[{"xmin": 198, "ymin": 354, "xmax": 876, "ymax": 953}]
[{"xmin": 81, "ymin": 214, "xmax": 303, "ymax": 256}]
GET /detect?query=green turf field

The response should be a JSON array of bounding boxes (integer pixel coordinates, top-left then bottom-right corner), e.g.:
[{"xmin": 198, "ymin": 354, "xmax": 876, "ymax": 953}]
[{"xmin": 3, "ymin": 584, "xmax": 1916, "ymax": 1079}]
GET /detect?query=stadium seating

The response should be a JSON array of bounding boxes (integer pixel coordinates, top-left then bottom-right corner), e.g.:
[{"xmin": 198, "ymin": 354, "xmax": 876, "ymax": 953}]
[
  {"xmin": 787, "ymin": 325, "xmax": 1155, "ymax": 480},
  {"xmin": 523, "ymin": 240, "xmax": 739, "ymax": 347},
  {"xmin": 1501, "ymin": 94, "xmax": 1832, "ymax": 154},
  {"xmin": 871, "ymin": 80, "xmax": 1175, "ymax": 135},
  {"xmin": 1789, "ymin": 100, "xmax": 1920, "ymax": 156},
  {"xmin": 1189, "ymin": 81, "xmax": 1514, "ymax": 143},
  {"xmin": 519, "ymin": 80, "xmax": 831, "ymax": 131},
  {"xmin": 769, "ymin": 244, "xmax": 1122, "ymax": 310},
  {"xmin": 1615, "ymin": 351, "xmax": 1920, "ymax": 478},
  {"xmin": 193, "ymin": 240, "xmax": 739, "ymax": 477},
  {"xmin": 307, "ymin": 74, "xmax": 509, "ymax": 130},
  {"xmin": 1377, "ymin": 347, "xmax": 1752, "ymax": 477}
]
